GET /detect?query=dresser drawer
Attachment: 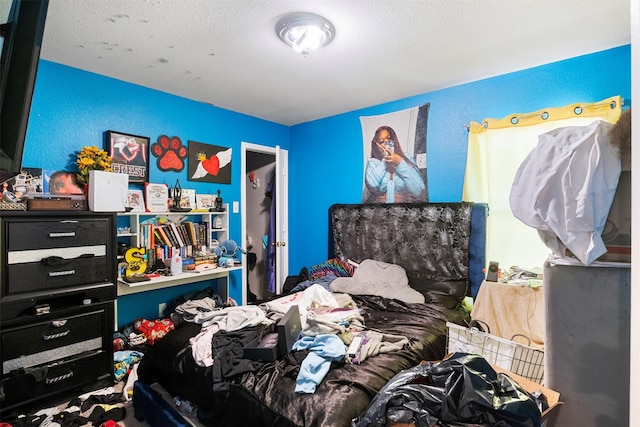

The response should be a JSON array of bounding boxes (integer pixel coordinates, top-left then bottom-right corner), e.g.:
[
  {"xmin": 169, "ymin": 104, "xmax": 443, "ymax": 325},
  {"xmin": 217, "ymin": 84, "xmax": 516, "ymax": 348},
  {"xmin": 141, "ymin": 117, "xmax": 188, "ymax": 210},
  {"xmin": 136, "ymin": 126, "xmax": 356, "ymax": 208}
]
[
  {"xmin": 0, "ymin": 212, "xmax": 116, "ymax": 417},
  {"xmin": 0, "ymin": 350, "xmax": 112, "ymax": 411},
  {"xmin": 5, "ymin": 254, "xmax": 109, "ymax": 298},
  {"xmin": 2, "ymin": 307, "xmax": 106, "ymax": 372},
  {"xmin": 6, "ymin": 218, "xmax": 110, "ymax": 251}
]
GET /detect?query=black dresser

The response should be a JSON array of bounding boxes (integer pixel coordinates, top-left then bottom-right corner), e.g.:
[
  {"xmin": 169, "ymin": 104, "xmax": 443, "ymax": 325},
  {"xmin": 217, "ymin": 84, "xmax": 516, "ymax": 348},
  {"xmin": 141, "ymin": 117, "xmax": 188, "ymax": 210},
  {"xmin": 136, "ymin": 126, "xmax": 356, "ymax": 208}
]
[{"xmin": 0, "ymin": 211, "xmax": 117, "ymax": 417}]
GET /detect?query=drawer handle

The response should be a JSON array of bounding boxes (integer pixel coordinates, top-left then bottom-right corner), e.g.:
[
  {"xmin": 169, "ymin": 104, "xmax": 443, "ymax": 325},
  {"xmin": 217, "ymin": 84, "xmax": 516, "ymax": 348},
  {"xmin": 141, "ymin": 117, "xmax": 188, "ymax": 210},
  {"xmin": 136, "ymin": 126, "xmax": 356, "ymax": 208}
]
[
  {"xmin": 42, "ymin": 329, "xmax": 70, "ymax": 340},
  {"xmin": 48, "ymin": 270, "xmax": 76, "ymax": 277},
  {"xmin": 45, "ymin": 370, "xmax": 73, "ymax": 384},
  {"xmin": 41, "ymin": 254, "xmax": 94, "ymax": 266},
  {"xmin": 49, "ymin": 232, "xmax": 76, "ymax": 238}
]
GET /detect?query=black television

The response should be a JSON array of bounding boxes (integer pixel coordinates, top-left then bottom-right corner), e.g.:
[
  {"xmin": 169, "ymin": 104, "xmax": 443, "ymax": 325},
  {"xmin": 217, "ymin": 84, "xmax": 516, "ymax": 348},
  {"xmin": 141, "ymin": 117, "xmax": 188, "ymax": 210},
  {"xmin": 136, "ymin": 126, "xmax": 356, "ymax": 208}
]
[{"xmin": 0, "ymin": 0, "xmax": 48, "ymax": 184}]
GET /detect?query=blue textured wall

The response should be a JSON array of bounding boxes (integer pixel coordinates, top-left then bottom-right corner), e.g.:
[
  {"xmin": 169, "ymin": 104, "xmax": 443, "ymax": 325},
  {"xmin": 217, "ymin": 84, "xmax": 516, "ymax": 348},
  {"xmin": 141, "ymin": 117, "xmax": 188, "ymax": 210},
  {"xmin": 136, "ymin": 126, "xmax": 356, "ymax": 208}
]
[
  {"xmin": 24, "ymin": 62, "xmax": 289, "ymax": 326},
  {"xmin": 24, "ymin": 45, "xmax": 631, "ymax": 326},
  {"xmin": 287, "ymin": 45, "xmax": 631, "ymax": 272}
]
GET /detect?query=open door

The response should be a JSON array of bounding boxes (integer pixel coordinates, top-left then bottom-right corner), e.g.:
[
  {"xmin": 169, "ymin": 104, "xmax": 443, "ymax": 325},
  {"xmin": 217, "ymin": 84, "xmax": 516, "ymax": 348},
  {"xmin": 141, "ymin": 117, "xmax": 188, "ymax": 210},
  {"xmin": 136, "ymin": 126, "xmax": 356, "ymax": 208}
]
[
  {"xmin": 241, "ymin": 142, "xmax": 288, "ymax": 305},
  {"xmin": 274, "ymin": 147, "xmax": 288, "ymax": 295}
]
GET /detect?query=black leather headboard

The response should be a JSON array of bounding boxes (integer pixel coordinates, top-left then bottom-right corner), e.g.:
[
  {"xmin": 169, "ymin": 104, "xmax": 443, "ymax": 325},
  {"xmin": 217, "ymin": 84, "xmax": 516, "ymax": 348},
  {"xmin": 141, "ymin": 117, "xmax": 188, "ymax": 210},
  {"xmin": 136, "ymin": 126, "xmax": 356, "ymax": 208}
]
[{"xmin": 329, "ymin": 202, "xmax": 487, "ymax": 305}]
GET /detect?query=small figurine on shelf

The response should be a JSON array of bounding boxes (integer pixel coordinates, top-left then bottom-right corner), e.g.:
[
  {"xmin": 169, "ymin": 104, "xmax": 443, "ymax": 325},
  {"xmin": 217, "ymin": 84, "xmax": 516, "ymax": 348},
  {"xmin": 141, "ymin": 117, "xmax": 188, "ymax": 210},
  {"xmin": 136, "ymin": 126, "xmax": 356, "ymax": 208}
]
[
  {"xmin": 122, "ymin": 247, "xmax": 151, "ymax": 283},
  {"xmin": 211, "ymin": 189, "xmax": 225, "ymax": 212},
  {"xmin": 170, "ymin": 179, "xmax": 191, "ymax": 212}
]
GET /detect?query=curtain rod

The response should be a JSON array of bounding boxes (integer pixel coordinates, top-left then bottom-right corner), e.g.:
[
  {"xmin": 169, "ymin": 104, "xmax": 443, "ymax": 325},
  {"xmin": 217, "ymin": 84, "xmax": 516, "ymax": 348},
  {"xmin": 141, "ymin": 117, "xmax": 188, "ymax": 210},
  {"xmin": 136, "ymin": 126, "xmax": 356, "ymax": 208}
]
[{"xmin": 464, "ymin": 96, "xmax": 629, "ymax": 131}]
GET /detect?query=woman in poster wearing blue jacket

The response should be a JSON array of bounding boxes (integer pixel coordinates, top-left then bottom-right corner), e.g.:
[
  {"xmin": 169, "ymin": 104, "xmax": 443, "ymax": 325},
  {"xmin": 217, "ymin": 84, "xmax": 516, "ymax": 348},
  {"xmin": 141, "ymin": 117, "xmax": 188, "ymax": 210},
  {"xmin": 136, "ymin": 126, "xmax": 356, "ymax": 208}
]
[{"xmin": 364, "ymin": 126, "xmax": 426, "ymax": 203}]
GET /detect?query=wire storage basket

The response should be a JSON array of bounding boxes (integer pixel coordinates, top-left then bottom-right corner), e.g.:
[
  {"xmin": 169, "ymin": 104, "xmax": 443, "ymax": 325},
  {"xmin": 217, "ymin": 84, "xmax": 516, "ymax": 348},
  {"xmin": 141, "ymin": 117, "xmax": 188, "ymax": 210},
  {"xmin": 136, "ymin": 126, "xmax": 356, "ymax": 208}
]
[{"xmin": 446, "ymin": 321, "xmax": 544, "ymax": 384}]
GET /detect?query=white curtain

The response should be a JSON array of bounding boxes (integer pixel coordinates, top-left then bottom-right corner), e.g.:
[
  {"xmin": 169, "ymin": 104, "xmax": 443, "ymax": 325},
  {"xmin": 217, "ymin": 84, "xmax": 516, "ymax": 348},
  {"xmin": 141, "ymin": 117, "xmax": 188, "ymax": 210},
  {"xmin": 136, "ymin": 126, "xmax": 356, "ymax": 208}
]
[{"xmin": 463, "ymin": 96, "xmax": 622, "ymax": 271}]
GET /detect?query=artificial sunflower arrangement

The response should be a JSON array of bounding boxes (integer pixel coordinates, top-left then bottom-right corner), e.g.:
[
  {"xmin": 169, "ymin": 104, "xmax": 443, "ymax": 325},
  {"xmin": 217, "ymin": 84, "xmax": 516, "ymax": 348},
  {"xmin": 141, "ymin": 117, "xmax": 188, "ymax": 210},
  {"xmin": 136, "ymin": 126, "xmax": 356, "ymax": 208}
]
[{"xmin": 76, "ymin": 145, "xmax": 112, "ymax": 186}]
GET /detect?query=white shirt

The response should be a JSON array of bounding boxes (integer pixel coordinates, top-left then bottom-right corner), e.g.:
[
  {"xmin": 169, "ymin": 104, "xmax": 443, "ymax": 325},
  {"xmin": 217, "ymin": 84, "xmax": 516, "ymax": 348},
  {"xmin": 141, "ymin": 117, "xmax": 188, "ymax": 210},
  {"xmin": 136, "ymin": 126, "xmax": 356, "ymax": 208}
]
[{"xmin": 510, "ymin": 120, "xmax": 621, "ymax": 265}]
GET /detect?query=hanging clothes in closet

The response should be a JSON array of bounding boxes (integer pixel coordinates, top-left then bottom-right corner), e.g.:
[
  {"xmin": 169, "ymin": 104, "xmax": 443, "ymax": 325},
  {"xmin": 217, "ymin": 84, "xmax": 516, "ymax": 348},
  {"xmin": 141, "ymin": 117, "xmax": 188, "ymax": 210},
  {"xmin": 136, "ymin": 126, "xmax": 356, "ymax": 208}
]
[{"xmin": 265, "ymin": 170, "xmax": 276, "ymax": 292}]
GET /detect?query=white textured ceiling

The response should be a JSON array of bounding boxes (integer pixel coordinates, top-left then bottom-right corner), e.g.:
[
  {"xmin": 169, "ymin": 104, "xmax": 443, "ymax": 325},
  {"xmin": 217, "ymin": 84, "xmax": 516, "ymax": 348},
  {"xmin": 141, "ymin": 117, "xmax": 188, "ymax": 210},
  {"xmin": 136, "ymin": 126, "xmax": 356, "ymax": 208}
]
[{"xmin": 40, "ymin": 0, "xmax": 631, "ymax": 126}]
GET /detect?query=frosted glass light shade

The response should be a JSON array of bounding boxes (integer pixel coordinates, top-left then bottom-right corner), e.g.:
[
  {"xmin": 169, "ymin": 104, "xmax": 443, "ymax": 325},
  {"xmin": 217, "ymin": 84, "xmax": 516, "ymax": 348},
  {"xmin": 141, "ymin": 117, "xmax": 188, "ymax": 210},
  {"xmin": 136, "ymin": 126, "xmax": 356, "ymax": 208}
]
[{"xmin": 276, "ymin": 12, "xmax": 335, "ymax": 56}]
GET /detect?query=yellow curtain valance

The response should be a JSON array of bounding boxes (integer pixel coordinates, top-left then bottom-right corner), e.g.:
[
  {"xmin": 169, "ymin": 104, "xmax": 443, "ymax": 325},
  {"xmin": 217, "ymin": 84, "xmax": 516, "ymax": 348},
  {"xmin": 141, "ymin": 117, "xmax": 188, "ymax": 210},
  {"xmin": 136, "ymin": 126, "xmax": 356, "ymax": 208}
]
[{"xmin": 469, "ymin": 95, "xmax": 623, "ymax": 134}]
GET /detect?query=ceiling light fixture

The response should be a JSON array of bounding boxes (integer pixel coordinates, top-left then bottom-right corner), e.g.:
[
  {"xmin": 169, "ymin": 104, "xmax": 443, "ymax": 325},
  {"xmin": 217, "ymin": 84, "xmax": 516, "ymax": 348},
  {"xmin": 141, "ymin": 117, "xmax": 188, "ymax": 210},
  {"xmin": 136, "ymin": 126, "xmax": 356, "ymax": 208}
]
[{"xmin": 276, "ymin": 12, "xmax": 335, "ymax": 56}]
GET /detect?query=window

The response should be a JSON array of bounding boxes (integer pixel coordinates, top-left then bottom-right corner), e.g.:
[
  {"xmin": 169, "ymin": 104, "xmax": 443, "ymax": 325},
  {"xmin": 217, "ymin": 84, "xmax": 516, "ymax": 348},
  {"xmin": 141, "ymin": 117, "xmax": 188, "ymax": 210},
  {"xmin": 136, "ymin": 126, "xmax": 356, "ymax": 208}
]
[{"xmin": 463, "ymin": 96, "xmax": 623, "ymax": 271}]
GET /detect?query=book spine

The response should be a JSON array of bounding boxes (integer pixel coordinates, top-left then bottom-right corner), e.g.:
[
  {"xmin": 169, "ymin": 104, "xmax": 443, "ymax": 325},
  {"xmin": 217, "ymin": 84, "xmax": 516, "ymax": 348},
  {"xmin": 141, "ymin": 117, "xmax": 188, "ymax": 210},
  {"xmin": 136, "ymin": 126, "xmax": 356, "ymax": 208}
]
[
  {"xmin": 148, "ymin": 224, "xmax": 155, "ymax": 248},
  {"xmin": 153, "ymin": 229, "xmax": 164, "ymax": 246},
  {"xmin": 178, "ymin": 223, "xmax": 191, "ymax": 246},
  {"xmin": 170, "ymin": 222, "xmax": 185, "ymax": 247},
  {"xmin": 186, "ymin": 222, "xmax": 198, "ymax": 247},
  {"xmin": 157, "ymin": 226, "xmax": 173, "ymax": 247},
  {"xmin": 165, "ymin": 224, "xmax": 180, "ymax": 247}
]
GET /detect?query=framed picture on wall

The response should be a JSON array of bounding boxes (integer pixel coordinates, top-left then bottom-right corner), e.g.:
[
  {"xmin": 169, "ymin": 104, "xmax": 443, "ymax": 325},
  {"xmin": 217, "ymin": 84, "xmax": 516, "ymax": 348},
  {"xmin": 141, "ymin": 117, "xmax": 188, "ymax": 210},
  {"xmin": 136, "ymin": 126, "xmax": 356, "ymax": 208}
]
[
  {"xmin": 187, "ymin": 140, "xmax": 232, "ymax": 184},
  {"xmin": 107, "ymin": 130, "xmax": 149, "ymax": 183},
  {"xmin": 126, "ymin": 189, "xmax": 145, "ymax": 212}
]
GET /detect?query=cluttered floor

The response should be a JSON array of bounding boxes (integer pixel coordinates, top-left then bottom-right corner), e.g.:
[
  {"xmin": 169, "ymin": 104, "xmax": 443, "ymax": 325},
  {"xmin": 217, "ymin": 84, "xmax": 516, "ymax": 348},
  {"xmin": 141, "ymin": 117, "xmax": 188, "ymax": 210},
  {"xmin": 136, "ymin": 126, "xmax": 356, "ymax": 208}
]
[
  {"xmin": 1, "ymin": 380, "xmax": 148, "ymax": 427},
  {"xmin": 1, "ymin": 344, "xmax": 151, "ymax": 427},
  {"xmin": 2, "ymin": 291, "xmax": 235, "ymax": 427}
]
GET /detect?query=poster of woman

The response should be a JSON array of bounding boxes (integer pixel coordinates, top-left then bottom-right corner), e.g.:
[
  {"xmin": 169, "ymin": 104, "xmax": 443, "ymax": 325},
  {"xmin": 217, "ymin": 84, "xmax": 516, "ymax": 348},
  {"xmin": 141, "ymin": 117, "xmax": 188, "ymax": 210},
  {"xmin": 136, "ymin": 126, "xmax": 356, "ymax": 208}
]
[{"xmin": 361, "ymin": 104, "xmax": 429, "ymax": 203}]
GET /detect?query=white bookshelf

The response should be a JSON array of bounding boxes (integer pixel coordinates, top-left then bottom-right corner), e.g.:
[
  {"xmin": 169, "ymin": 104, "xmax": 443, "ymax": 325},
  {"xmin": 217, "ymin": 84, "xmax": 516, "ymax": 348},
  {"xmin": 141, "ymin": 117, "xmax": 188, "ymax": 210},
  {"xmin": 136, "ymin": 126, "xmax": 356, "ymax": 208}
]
[
  {"xmin": 117, "ymin": 204, "xmax": 230, "ymax": 250},
  {"xmin": 116, "ymin": 204, "xmax": 235, "ymax": 298}
]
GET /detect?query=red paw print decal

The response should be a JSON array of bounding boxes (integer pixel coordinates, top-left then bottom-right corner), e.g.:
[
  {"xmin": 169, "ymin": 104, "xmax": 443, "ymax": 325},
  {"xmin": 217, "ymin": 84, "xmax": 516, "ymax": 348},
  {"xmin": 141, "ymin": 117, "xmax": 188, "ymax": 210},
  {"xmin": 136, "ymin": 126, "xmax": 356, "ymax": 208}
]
[{"xmin": 151, "ymin": 135, "xmax": 187, "ymax": 172}]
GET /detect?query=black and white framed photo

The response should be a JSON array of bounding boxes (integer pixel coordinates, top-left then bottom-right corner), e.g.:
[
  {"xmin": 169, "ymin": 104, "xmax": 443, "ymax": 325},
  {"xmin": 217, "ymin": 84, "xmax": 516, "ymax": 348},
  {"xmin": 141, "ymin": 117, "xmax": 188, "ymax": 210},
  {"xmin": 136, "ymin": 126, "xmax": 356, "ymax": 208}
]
[{"xmin": 108, "ymin": 130, "xmax": 149, "ymax": 183}]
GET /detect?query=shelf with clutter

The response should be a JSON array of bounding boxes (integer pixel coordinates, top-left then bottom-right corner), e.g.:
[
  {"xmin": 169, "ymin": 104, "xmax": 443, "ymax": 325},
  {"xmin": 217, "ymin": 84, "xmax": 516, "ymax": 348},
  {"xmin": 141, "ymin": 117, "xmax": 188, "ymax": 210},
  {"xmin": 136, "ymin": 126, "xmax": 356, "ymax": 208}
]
[
  {"xmin": 116, "ymin": 203, "xmax": 242, "ymax": 299},
  {"xmin": 116, "ymin": 264, "xmax": 242, "ymax": 299},
  {"xmin": 116, "ymin": 208, "xmax": 228, "ymax": 252}
]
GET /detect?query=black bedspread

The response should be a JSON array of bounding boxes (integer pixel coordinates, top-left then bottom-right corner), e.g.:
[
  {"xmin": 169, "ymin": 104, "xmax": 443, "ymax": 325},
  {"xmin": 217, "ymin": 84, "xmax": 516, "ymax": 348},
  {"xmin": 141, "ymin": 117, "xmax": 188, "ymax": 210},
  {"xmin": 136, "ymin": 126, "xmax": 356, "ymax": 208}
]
[
  {"xmin": 136, "ymin": 202, "xmax": 480, "ymax": 426},
  {"xmin": 137, "ymin": 321, "xmax": 270, "ymax": 422},
  {"xmin": 238, "ymin": 295, "xmax": 467, "ymax": 427},
  {"xmin": 137, "ymin": 295, "xmax": 468, "ymax": 427}
]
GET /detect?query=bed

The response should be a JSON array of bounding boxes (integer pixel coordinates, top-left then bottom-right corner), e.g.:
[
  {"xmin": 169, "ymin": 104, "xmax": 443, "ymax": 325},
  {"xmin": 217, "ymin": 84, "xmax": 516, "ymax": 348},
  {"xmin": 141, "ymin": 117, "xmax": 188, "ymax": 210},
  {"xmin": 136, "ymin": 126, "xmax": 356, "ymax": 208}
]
[{"xmin": 135, "ymin": 202, "xmax": 487, "ymax": 427}]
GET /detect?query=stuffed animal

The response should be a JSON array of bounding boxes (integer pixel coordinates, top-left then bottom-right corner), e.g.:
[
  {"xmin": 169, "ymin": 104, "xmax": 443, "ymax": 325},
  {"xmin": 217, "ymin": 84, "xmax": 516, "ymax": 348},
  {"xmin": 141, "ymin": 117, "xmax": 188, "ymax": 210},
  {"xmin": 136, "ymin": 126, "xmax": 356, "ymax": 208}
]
[{"xmin": 213, "ymin": 239, "xmax": 245, "ymax": 266}]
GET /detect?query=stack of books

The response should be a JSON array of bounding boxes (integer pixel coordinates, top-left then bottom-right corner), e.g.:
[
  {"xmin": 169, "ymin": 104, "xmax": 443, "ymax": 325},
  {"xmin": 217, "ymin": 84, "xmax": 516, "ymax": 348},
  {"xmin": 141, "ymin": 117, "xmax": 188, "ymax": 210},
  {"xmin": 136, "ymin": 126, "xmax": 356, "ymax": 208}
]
[{"xmin": 138, "ymin": 220, "xmax": 212, "ymax": 270}]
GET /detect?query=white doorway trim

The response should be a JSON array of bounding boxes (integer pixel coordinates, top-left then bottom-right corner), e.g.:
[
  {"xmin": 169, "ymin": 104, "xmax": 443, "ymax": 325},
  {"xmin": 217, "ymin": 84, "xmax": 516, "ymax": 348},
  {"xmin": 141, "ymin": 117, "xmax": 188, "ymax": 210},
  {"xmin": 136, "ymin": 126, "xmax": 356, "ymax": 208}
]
[{"xmin": 241, "ymin": 142, "xmax": 288, "ymax": 305}]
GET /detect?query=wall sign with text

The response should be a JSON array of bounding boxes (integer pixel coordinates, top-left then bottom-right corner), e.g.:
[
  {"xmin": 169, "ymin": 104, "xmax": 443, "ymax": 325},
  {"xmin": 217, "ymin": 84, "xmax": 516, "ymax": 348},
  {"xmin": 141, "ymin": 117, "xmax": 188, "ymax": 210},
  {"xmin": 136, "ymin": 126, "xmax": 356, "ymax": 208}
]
[{"xmin": 107, "ymin": 130, "xmax": 149, "ymax": 183}]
